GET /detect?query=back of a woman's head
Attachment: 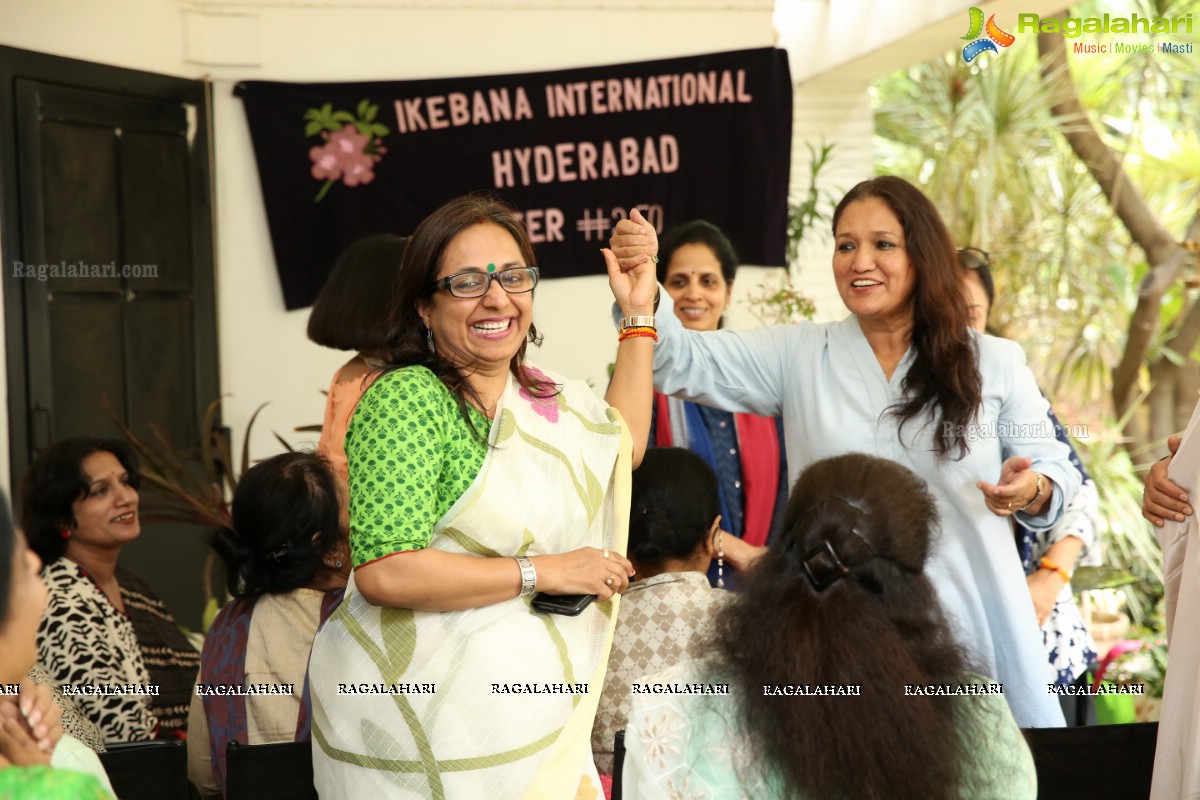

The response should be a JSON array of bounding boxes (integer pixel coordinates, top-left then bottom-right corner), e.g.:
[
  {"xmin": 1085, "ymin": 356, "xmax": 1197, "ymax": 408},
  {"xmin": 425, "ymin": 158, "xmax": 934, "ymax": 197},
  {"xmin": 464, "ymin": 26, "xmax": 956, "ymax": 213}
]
[
  {"xmin": 307, "ymin": 234, "xmax": 409, "ymax": 351},
  {"xmin": 210, "ymin": 452, "xmax": 342, "ymax": 599},
  {"xmin": 712, "ymin": 453, "xmax": 974, "ymax": 799},
  {"xmin": 628, "ymin": 448, "xmax": 718, "ymax": 569},
  {"xmin": 19, "ymin": 437, "xmax": 141, "ymax": 565}
]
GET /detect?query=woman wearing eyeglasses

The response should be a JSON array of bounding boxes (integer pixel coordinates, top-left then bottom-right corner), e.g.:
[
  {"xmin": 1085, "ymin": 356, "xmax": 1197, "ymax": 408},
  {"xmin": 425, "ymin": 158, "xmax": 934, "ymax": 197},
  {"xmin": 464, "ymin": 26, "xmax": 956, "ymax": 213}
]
[
  {"xmin": 960, "ymin": 247, "xmax": 1099, "ymax": 727},
  {"xmin": 307, "ymin": 194, "xmax": 655, "ymax": 798},
  {"xmin": 608, "ymin": 176, "xmax": 1079, "ymax": 728}
]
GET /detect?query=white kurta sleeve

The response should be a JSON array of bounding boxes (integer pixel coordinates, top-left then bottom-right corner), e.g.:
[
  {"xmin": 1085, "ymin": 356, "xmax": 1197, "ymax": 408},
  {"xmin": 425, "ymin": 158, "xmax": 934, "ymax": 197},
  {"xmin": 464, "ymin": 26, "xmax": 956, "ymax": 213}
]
[
  {"xmin": 989, "ymin": 336, "xmax": 1080, "ymax": 531},
  {"xmin": 615, "ymin": 288, "xmax": 792, "ymax": 418}
]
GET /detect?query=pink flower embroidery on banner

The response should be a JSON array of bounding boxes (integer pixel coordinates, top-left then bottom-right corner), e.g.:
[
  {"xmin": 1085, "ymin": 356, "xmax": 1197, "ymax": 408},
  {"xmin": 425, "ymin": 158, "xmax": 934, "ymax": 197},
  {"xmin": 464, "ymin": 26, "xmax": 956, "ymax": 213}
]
[
  {"xmin": 303, "ymin": 100, "xmax": 390, "ymax": 202},
  {"xmin": 309, "ymin": 126, "xmax": 376, "ymax": 185},
  {"xmin": 520, "ymin": 366, "xmax": 560, "ymax": 423}
]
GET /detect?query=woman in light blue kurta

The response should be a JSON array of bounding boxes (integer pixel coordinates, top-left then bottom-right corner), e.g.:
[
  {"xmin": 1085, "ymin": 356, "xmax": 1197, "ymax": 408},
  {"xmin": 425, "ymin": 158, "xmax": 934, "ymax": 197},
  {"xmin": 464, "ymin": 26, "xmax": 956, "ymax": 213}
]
[{"xmin": 609, "ymin": 177, "xmax": 1078, "ymax": 727}]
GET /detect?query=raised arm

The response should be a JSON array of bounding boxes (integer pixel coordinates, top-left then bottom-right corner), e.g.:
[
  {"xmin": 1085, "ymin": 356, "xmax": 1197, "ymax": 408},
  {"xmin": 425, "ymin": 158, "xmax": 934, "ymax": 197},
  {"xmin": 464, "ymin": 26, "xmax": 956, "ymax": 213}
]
[
  {"xmin": 609, "ymin": 209, "xmax": 789, "ymax": 418},
  {"xmin": 602, "ymin": 240, "xmax": 656, "ymax": 467}
]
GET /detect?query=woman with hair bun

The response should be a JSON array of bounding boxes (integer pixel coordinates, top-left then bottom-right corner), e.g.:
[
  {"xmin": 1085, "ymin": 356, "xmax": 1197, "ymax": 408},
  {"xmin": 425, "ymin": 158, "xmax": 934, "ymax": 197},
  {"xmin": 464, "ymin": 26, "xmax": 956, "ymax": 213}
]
[
  {"xmin": 187, "ymin": 452, "xmax": 349, "ymax": 799},
  {"xmin": 623, "ymin": 453, "xmax": 1036, "ymax": 799},
  {"xmin": 591, "ymin": 448, "xmax": 726, "ymax": 776}
]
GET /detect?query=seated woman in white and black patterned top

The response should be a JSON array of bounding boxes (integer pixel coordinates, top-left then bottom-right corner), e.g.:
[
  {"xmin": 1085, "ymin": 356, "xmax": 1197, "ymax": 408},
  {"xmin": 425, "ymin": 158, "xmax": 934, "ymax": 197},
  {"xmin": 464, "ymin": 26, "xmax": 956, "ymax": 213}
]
[
  {"xmin": 20, "ymin": 437, "xmax": 199, "ymax": 744},
  {"xmin": 591, "ymin": 447, "xmax": 728, "ymax": 776}
]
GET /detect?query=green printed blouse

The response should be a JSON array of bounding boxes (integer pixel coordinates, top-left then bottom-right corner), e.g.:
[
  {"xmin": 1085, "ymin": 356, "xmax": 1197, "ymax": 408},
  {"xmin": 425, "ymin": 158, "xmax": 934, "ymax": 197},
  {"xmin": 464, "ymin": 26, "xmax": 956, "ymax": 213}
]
[{"xmin": 346, "ymin": 366, "xmax": 488, "ymax": 566}]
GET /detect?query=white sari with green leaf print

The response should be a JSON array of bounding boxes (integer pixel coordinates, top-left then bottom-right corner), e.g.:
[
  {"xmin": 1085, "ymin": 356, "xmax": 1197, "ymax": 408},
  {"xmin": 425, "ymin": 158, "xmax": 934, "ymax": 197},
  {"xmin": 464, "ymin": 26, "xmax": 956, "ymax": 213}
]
[{"xmin": 310, "ymin": 365, "xmax": 630, "ymax": 800}]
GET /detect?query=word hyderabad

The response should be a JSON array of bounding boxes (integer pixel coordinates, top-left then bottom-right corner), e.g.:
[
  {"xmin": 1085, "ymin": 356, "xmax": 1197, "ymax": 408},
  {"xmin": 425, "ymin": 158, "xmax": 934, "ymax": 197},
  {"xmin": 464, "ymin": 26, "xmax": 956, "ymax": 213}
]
[{"xmin": 1018, "ymin": 12, "xmax": 1192, "ymax": 37}]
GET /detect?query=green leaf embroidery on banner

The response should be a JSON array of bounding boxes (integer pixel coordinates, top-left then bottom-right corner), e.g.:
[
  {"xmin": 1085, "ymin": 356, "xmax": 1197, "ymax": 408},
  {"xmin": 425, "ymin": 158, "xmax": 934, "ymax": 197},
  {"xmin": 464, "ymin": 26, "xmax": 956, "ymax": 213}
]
[
  {"xmin": 357, "ymin": 99, "xmax": 370, "ymax": 118},
  {"xmin": 304, "ymin": 120, "xmax": 323, "ymax": 137}
]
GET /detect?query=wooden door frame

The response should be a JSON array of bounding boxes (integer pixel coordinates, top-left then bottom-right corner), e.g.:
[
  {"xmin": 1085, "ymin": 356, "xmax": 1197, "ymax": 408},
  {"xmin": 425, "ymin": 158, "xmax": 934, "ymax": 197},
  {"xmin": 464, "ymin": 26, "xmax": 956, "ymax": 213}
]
[{"xmin": 0, "ymin": 45, "xmax": 219, "ymax": 494}]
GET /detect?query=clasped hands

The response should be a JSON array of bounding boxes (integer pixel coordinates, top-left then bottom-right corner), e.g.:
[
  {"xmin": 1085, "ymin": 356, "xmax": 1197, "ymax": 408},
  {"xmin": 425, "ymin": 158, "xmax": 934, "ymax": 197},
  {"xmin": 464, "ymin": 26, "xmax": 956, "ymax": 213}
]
[{"xmin": 0, "ymin": 681, "xmax": 62, "ymax": 768}]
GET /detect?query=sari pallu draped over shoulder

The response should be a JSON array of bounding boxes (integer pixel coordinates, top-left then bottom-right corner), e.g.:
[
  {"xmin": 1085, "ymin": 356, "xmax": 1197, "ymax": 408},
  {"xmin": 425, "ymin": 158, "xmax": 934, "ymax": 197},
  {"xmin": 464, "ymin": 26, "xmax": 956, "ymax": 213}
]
[{"xmin": 308, "ymin": 365, "xmax": 631, "ymax": 800}]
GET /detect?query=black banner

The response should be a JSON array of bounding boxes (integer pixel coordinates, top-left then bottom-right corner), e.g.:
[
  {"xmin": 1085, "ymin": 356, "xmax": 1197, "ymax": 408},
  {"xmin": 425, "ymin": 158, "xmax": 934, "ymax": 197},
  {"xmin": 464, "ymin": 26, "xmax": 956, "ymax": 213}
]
[{"xmin": 237, "ymin": 48, "xmax": 792, "ymax": 310}]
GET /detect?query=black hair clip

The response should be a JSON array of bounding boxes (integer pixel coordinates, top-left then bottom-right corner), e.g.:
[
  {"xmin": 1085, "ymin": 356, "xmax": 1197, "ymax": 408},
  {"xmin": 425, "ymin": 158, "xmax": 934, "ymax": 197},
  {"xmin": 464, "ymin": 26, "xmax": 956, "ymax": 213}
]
[
  {"xmin": 801, "ymin": 539, "xmax": 850, "ymax": 592},
  {"xmin": 268, "ymin": 542, "xmax": 291, "ymax": 562}
]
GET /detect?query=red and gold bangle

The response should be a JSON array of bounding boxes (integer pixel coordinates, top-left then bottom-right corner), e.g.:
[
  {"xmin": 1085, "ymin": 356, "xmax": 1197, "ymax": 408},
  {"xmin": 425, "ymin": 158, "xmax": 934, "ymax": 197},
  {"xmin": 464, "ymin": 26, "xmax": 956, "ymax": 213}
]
[
  {"xmin": 1038, "ymin": 557, "xmax": 1071, "ymax": 583},
  {"xmin": 618, "ymin": 326, "xmax": 658, "ymax": 342}
]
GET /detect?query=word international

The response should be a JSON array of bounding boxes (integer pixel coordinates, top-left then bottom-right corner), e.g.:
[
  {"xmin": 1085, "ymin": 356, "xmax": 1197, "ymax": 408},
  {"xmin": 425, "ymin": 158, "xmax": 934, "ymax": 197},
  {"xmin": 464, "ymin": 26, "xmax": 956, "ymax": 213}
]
[
  {"xmin": 490, "ymin": 683, "xmax": 588, "ymax": 694},
  {"xmin": 65, "ymin": 684, "xmax": 161, "ymax": 696},
  {"xmin": 763, "ymin": 684, "xmax": 862, "ymax": 696},
  {"xmin": 195, "ymin": 683, "xmax": 294, "ymax": 697},
  {"xmin": 336, "ymin": 683, "xmax": 435, "ymax": 695}
]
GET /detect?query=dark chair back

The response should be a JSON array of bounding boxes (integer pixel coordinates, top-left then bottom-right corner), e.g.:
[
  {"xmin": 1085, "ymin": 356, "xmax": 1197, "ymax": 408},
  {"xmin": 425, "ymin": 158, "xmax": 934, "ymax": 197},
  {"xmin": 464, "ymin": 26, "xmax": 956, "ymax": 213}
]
[
  {"xmin": 98, "ymin": 739, "xmax": 190, "ymax": 800},
  {"xmin": 1023, "ymin": 722, "xmax": 1157, "ymax": 797},
  {"xmin": 612, "ymin": 729, "xmax": 626, "ymax": 800},
  {"xmin": 225, "ymin": 739, "xmax": 318, "ymax": 800}
]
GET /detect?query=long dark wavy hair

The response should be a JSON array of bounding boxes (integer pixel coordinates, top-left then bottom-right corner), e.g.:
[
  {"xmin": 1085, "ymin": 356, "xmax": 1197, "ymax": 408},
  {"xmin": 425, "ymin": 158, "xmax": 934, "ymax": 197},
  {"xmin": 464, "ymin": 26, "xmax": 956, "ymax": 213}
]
[
  {"xmin": 709, "ymin": 453, "xmax": 979, "ymax": 799},
  {"xmin": 375, "ymin": 194, "xmax": 551, "ymax": 441},
  {"xmin": 832, "ymin": 176, "xmax": 981, "ymax": 460}
]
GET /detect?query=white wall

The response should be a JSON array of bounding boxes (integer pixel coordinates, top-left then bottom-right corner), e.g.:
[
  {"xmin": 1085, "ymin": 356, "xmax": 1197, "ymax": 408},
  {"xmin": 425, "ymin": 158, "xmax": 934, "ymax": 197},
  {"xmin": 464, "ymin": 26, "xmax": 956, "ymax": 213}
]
[
  {"xmin": 1, "ymin": 0, "xmax": 1050, "ymax": 469},
  {"xmin": 0, "ymin": 0, "xmax": 778, "ymax": 466}
]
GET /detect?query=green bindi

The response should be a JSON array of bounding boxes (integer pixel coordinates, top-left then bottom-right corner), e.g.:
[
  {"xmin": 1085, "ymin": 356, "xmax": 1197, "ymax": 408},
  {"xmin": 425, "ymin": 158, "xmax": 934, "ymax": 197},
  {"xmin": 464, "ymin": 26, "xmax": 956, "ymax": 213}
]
[{"xmin": 487, "ymin": 263, "xmax": 496, "ymax": 272}]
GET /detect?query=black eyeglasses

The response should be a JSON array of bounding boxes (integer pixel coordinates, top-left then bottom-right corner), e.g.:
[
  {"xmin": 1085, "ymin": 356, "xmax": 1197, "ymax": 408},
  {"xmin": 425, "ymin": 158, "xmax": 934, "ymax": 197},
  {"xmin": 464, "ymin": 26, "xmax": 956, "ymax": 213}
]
[
  {"xmin": 958, "ymin": 247, "xmax": 991, "ymax": 269},
  {"xmin": 426, "ymin": 267, "xmax": 539, "ymax": 298}
]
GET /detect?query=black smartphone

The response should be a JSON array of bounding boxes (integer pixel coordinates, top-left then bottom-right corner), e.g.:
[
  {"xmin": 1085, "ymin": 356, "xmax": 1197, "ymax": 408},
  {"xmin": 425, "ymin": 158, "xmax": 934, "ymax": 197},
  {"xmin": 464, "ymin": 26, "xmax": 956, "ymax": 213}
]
[{"xmin": 530, "ymin": 593, "xmax": 596, "ymax": 616}]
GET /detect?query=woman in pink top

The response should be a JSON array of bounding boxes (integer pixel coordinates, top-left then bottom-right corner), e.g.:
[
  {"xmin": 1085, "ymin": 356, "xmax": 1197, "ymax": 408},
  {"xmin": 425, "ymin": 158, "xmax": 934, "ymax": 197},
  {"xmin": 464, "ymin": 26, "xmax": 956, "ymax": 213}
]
[{"xmin": 307, "ymin": 235, "xmax": 409, "ymax": 490}]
